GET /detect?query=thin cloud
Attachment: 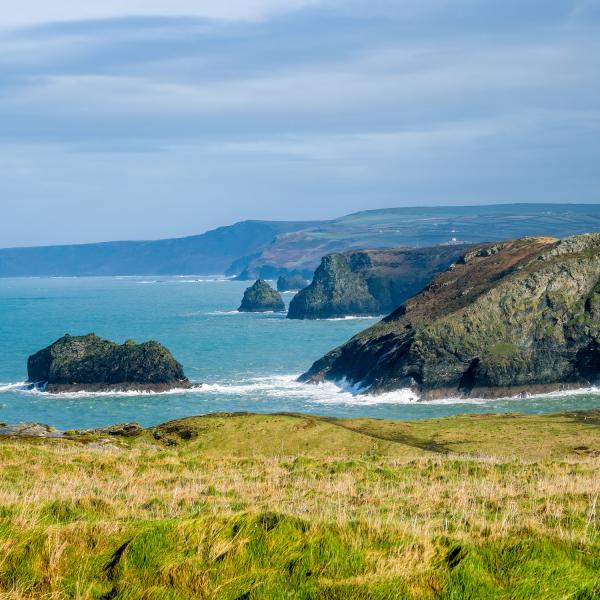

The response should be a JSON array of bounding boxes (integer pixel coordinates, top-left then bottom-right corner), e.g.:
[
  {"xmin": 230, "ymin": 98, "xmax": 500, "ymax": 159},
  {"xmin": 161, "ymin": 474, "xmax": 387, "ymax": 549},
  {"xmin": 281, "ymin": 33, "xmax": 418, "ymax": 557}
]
[{"xmin": 0, "ymin": 0, "xmax": 322, "ymax": 29}]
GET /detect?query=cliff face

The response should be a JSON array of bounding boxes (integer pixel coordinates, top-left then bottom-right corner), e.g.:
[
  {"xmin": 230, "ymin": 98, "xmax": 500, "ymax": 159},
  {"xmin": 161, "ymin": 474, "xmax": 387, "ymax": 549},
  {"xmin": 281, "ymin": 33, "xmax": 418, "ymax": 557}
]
[
  {"xmin": 301, "ymin": 234, "xmax": 600, "ymax": 398},
  {"xmin": 238, "ymin": 280, "xmax": 286, "ymax": 312},
  {"xmin": 27, "ymin": 334, "xmax": 190, "ymax": 393},
  {"xmin": 287, "ymin": 245, "xmax": 471, "ymax": 319}
]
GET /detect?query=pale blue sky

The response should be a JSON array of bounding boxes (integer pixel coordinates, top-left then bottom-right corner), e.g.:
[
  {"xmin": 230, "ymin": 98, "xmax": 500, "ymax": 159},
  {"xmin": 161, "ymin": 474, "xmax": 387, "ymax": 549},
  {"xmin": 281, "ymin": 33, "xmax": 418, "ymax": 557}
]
[{"xmin": 1, "ymin": 0, "xmax": 599, "ymax": 246}]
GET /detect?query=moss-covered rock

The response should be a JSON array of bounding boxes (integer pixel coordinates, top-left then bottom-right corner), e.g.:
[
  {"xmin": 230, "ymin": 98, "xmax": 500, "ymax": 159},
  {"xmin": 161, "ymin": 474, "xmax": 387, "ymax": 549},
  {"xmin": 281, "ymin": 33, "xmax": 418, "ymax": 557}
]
[
  {"xmin": 301, "ymin": 234, "xmax": 600, "ymax": 398},
  {"xmin": 238, "ymin": 279, "xmax": 286, "ymax": 312},
  {"xmin": 27, "ymin": 333, "xmax": 190, "ymax": 393},
  {"xmin": 288, "ymin": 245, "xmax": 471, "ymax": 319}
]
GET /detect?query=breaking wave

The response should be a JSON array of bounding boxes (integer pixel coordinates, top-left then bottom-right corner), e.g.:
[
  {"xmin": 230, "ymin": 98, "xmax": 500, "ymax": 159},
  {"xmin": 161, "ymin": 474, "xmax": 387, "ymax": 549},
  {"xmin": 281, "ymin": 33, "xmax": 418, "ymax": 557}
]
[
  {"xmin": 1, "ymin": 377, "xmax": 599, "ymax": 405},
  {"xmin": 0, "ymin": 382, "xmax": 204, "ymax": 399}
]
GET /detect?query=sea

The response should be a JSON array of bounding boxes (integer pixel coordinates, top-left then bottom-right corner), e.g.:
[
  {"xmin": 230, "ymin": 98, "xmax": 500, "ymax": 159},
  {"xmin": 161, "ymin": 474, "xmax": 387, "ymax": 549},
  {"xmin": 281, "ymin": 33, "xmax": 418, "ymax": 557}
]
[{"xmin": 1, "ymin": 276, "xmax": 600, "ymax": 430}]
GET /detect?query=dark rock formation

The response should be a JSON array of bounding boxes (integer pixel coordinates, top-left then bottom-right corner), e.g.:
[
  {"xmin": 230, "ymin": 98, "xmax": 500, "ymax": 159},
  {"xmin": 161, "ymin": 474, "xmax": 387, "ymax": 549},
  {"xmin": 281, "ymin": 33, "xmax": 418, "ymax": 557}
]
[
  {"xmin": 288, "ymin": 245, "xmax": 471, "ymax": 319},
  {"xmin": 301, "ymin": 234, "xmax": 600, "ymax": 399},
  {"xmin": 277, "ymin": 273, "xmax": 309, "ymax": 292},
  {"xmin": 27, "ymin": 333, "xmax": 190, "ymax": 393},
  {"xmin": 238, "ymin": 280, "xmax": 286, "ymax": 312}
]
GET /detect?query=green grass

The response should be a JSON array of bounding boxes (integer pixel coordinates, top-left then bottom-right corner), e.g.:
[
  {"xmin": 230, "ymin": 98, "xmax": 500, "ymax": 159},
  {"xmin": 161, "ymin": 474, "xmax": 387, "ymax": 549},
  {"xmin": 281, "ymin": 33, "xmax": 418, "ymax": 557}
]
[{"xmin": 0, "ymin": 411, "xmax": 598, "ymax": 599}]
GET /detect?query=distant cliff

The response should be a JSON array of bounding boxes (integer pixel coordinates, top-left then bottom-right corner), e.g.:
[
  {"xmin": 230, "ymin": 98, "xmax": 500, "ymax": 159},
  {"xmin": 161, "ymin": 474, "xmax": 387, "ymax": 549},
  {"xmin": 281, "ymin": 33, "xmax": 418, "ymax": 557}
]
[
  {"xmin": 301, "ymin": 234, "xmax": 600, "ymax": 399},
  {"xmin": 0, "ymin": 220, "xmax": 315, "ymax": 278},
  {"xmin": 287, "ymin": 245, "xmax": 471, "ymax": 319}
]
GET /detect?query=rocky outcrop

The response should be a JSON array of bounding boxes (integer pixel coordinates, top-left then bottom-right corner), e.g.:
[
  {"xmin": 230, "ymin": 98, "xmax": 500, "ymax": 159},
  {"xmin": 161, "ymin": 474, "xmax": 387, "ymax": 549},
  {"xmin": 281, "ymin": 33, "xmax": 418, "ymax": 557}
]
[
  {"xmin": 27, "ymin": 334, "xmax": 190, "ymax": 393},
  {"xmin": 0, "ymin": 422, "xmax": 62, "ymax": 438},
  {"xmin": 301, "ymin": 234, "xmax": 600, "ymax": 399},
  {"xmin": 238, "ymin": 280, "xmax": 286, "ymax": 312},
  {"xmin": 277, "ymin": 273, "xmax": 309, "ymax": 292},
  {"xmin": 288, "ymin": 245, "xmax": 471, "ymax": 319}
]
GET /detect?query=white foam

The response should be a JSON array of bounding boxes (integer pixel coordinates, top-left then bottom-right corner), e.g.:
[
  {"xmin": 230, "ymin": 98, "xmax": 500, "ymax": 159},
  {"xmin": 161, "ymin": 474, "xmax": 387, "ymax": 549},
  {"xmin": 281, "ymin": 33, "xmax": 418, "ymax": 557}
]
[
  {"xmin": 0, "ymin": 381, "xmax": 29, "ymax": 392},
  {"xmin": 315, "ymin": 316, "xmax": 383, "ymax": 321},
  {"xmin": 1, "ymin": 382, "xmax": 204, "ymax": 399},
  {"xmin": 205, "ymin": 310, "xmax": 287, "ymax": 316},
  {"xmin": 189, "ymin": 376, "xmax": 600, "ymax": 406},
  {"xmin": 194, "ymin": 375, "xmax": 420, "ymax": 405},
  {"xmin": 2, "ymin": 376, "xmax": 599, "ymax": 406}
]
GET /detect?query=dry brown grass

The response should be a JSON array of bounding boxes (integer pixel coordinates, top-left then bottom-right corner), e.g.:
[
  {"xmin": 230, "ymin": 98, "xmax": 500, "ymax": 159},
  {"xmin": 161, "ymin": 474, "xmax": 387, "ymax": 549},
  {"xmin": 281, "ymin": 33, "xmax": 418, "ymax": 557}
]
[{"xmin": 0, "ymin": 412, "xmax": 598, "ymax": 598}]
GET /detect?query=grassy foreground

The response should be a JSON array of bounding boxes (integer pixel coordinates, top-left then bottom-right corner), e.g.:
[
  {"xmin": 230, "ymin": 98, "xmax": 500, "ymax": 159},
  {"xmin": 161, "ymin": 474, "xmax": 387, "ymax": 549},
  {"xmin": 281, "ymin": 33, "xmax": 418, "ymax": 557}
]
[{"xmin": 0, "ymin": 411, "xmax": 598, "ymax": 599}]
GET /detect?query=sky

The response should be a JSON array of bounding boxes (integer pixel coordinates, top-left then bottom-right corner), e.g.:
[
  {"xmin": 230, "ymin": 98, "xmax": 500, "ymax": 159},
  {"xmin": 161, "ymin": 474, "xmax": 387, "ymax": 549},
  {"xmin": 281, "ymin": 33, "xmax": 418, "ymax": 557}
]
[{"xmin": 1, "ymin": 1, "xmax": 599, "ymax": 247}]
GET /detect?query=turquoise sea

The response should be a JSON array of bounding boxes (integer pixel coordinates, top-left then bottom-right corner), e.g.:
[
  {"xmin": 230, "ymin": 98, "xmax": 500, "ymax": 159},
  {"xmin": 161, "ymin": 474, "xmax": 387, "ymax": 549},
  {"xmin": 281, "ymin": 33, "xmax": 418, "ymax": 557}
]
[{"xmin": 1, "ymin": 276, "xmax": 600, "ymax": 430}]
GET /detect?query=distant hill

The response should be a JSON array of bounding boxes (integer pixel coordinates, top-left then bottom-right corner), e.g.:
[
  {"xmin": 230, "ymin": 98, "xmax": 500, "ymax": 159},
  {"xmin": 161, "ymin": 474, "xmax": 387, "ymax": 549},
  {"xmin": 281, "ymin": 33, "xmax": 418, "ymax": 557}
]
[
  {"xmin": 0, "ymin": 220, "xmax": 318, "ymax": 277},
  {"xmin": 232, "ymin": 204, "xmax": 600, "ymax": 279},
  {"xmin": 1, "ymin": 204, "xmax": 599, "ymax": 278}
]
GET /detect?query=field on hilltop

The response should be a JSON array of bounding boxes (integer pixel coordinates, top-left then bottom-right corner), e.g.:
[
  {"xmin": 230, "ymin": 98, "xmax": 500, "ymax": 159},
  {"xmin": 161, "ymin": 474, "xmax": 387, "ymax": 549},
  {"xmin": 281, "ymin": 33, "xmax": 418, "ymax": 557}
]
[{"xmin": 0, "ymin": 411, "xmax": 598, "ymax": 599}]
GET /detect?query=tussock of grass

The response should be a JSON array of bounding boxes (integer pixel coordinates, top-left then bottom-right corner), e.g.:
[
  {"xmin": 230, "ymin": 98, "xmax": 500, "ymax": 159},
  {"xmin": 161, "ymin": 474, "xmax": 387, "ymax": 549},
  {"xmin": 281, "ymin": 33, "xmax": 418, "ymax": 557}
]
[{"xmin": 0, "ymin": 411, "xmax": 598, "ymax": 598}]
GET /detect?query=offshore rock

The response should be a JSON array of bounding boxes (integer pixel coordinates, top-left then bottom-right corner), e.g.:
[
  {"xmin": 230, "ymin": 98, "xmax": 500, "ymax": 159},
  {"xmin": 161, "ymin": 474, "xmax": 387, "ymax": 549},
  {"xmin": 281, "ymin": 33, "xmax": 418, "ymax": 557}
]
[
  {"xmin": 277, "ymin": 273, "xmax": 309, "ymax": 292},
  {"xmin": 288, "ymin": 245, "xmax": 471, "ymax": 319},
  {"xmin": 27, "ymin": 333, "xmax": 191, "ymax": 393},
  {"xmin": 238, "ymin": 279, "xmax": 286, "ymax": 312},
  {"xmin": 301, "ymin": 234, "xmax": 600, "ymax": 399}
]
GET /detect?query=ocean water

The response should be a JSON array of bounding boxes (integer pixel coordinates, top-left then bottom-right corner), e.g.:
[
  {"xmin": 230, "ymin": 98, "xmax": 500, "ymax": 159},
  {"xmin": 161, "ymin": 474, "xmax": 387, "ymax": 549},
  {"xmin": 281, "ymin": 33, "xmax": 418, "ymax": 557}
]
[{"xmin": 1, "ymin": 276, "xmax": 600, "ymax": 430}]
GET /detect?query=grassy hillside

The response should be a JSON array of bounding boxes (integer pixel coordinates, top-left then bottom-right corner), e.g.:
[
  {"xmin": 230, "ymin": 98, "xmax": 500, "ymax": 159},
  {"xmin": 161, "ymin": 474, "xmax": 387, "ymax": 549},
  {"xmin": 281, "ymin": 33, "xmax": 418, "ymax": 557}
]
[{"xmin": 0, "ymin": 411, "xmax": 598, "ymax": 599}]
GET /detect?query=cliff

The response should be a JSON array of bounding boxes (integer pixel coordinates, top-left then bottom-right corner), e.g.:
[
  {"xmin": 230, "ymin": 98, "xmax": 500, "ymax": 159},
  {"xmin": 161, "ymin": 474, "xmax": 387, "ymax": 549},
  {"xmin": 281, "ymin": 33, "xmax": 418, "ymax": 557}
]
[
  {"xmin": 27, "ymin": 334, "xmax": 190, "ymax": 393},
  {"xmin": 287, "ymin": 245, "xmax": 471, "ymax": 319},
  {"xmin": 301, "ymin": 234, "xmax": 600, "ymax": 398},
  {"xmin": 238, "ymin": 280, "xmax": 286, "ymax": 312}
]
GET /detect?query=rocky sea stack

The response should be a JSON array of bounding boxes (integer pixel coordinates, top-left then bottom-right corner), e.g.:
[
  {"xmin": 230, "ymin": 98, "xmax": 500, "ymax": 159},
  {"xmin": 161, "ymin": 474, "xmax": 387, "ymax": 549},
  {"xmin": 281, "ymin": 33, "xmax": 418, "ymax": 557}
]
[
  {"xmin": 277, "ymin": 273, "xmax": 308, "ymax": 292},
  {"xmin": 288, "ymin": 245, "xmax": 471, "ymax": 319},
  {"xmin": 27, "ymin": 333, "xmax": 191, "ymax": 393},
  {"xmin": 238, "ymin": 279, "xmax": 286, "ymax": 312},
  {"xmin": 301, "ymin": 234, "xmax": 600, "ymax": 399}
]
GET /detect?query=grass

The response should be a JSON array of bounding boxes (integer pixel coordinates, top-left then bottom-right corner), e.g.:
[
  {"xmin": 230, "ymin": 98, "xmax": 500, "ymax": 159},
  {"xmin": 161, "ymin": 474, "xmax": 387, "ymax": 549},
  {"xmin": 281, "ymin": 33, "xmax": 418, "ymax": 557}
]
[{"xmin": 0, "ymin": 411, "xmax": 598, "ymax": 599}]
